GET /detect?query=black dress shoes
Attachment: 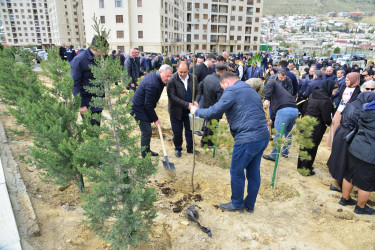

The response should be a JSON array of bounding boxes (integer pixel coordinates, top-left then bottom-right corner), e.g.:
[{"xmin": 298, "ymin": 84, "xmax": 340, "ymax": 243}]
[{"xmin": 175, "ymin": 150, "xmax": 181, "ymax": 158}]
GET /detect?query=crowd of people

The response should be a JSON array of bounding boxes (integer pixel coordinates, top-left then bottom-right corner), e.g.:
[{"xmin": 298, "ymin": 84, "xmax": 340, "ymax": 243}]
[{"xmin": 69, "ymin": 36, "xmax": 375, "ymax": 215}]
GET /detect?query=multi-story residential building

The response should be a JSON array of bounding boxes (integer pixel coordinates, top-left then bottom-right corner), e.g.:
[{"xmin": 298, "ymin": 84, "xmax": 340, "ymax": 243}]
[
  {"xmin": 48, "ymin": 0, "xmax": 86, "ymax": 48},
  {"xmin": 83, "ymin": 0, "xmax": 262, "ymax": 54},
  {"xmin": 0, "ymin": 0, "xmax": 85, "ymax": 48},
  {"xmin": 82, "ymin": 0, "xmax": 185, "ymax": 54},
  {"xmin": 185, "ymin": 0, "xmax": 263, "ymax": 53}
]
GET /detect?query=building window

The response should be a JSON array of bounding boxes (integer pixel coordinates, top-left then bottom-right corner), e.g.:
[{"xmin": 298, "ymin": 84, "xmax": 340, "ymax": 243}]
[
  {"xmin": 253, "ymin": 45, "xmax": 257, "ymax": 50},
  {"xmin": 230, "ymin": 26, "xmax": 234, "ymax": 31},
  {"xmin": 238, "ymin": 16, "xmax": 243, "ymax": 21},
  {"xmin": 237, "ymin": 36, "xmax": 241, "ymax": 41},
  {"xmin": 138, "ymin": 30, "xmax": 143, "ymax": 38},
  {"xmin": 99, "ymin": 0, "xmax": 104, "ymax": 8},
  {"xmin": 257, "ymin": 0, "xmax": 261, "ymax": 3},
  {"xmin": 203, "ymin": 14, "xmax": 208, "ymax": 19},
  {"xmin": 195, "ymin": 13, "xmax": 199, "ymax": 20},
  {"xmin": 255, "ymin": 17, "xmax": 259, "ymax": 22},
  {"xmin": 231, "ymin": 16, "xmax": 235, "ymax": 21},
  {"xmin": 238, "ymin": 26, "xmax": 242, "ymax": 31},
  {"xmin": 195, "ymin": 3, "xmax": 199, "ymax": 8},
  {"xmin": 115, "ymin": 0, "xmax": 123, "ymax": 7},
  {"xmin": 254, "ymin": 36, "xmax": 258, "ymax": 41},
  {"xmin": 203, "ymin": 3, "xmax": 208, "ymax": 9},
  {"xmin": 100, "ymin": 16, "xmax": 105, "ymax": 23},
  {"xmin": 237, "ymin": 45, "xmax": 241, "ymax": 50},
  {"xmin": 239, "ymin": 6, "xmax": 243, "ymax": 11},
  {"xmin": 117, "ymin": 30, "xmax": 124, "ymax": 38},
  {"xmin": 256, "ymin": 8, "xmax": 260, "ymax": 13},
  {"xmin": 194, "ymin": 34, "xmax": 198, "ymax": 39},
  {"xmin": 138, "ymin": 46, "xmax": 143, "ymax": 52},
  {"xmin": 194, "ymin": 24, "xmax": 199, "ymax": 29},
  {"xmin": 232, "ymin": 6, "xmax": 236, "ymax": 11},
  {"xmin": 138, "ymin": 15, "xmax": 142, "ymax": 23},
  {"xmin": 137, "ymin": 0, "xmax": 142, "ymax": 7},
  {"xmin": 118, "ymin": 46, "xmax": 124, "ymax": 52},
  {"xmin": 254, "ymin": 27, "xmax": 258, "ymax": 32},
  {"xmin": 116, "ymin": 15, "xmax": 123, "ymax": 23}
]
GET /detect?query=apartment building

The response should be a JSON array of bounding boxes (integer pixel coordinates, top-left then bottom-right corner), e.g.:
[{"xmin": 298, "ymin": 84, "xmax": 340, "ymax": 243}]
[
  {"xmin": 0, "ymin": 0, "xmax": 85, "ymax": 48},
  {"xmin": 48, "ymin": 0, "xmax": 86, "ymax": 48},
  {"xmin": 186, "ymin": 0, "xmax": 263, "ymax": 53},
  {"xmin": 82, "ymin": 0, "xmax": 185, "ymax": 54}
]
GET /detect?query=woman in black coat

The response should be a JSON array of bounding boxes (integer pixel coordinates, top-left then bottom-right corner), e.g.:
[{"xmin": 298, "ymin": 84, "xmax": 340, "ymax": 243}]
[
  {"xmin": 340, "ymin": 100, "xmax": 375, "ymax": 215},
  {"xmin": 328, "ymin": 92, "xmax": 375, "ymax": 189},
  {"xmin": 297, "ymin": 80, "xmax": 338, "ymax": 175}
]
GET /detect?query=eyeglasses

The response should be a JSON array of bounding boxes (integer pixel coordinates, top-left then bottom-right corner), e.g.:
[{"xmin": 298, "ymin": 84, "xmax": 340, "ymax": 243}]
[
  {"xmin": 268, "ymin": 66, "xmax": 272, "ymax": 68},
  {"xmin": 365, "ymin": 88, "xmax": 375, "ymax": 91}
]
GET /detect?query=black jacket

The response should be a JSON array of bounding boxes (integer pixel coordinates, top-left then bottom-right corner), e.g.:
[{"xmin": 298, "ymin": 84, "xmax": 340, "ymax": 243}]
[
  {"xmin": 349, "ymin": 108, "xmax": 375, "ymax": 164},
  {"xmin": 71, "ymin": 48, "xmax": 103, "ymax": 112},
  {"xmin": 195, "ymin": 63, "xmax": 213, "ymax": 84},
  {"xmin": 130, "ymin": 72, "xmax": 165, "ymax": 123},
  {"xmin": 124, "ymin": 57, "xmax": 140, "ymax": 89},
  {"xmin": 264, "ymin": 79, "xmax": 297, "ymax": 120},
  {"xmin": 305, "ymin": 88, "xmax": 333, "ymax": 126},
  {"xmin": 198, "ymin": 72, "xmax": 223, "ymax": 108},
  {"xmin": 167, "ymin": 72, "xmax": 201, "ymax": 120}
]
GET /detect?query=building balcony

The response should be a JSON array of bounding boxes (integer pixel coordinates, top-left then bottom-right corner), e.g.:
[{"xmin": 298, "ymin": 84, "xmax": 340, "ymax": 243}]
[
  {"xmin": 187, "ymin": 7, "xmax": 192, "ymax": 11},
  {"xmin": 212, "ymin": 8, "xmax": 218, "ymax": 13},
  {"xmin": 246, "ymin": 21, "xmax": 252, "ymax": 25},
  {"xmin": 219, "ymin": 0, "xmax": 228, "ymax": 3},
  {"xmin": 219, "ymin": 9, "xmax": 228, "ymax": 14}
]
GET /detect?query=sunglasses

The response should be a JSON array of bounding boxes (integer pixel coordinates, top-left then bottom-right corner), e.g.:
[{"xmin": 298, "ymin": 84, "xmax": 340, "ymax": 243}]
[{"xmin": 365, "ymin": 88, "xmax": 375, "ymax": 91}]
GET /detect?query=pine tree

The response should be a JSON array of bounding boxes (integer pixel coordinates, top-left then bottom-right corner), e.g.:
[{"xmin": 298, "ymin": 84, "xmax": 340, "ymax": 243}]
[
  {"xmin": 0, "ymin": 48, "xmax": 85, "ymax": 188},
  {"xmin": 75, "ymin": 17, "xmax": 158, "ymax": 249}
]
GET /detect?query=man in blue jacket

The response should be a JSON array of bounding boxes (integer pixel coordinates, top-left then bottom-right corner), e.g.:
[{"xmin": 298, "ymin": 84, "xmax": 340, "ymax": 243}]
[
  {"xmin": 190, "ymin": 72, "xmax": 269, "ymax": 213},
  {"xmin": 131, "ymin": 65, "xmax": 173, "ymax": 158},
  {"xmin": 71, "ymin": 35, "xmax": 108, "ymax": 126}
]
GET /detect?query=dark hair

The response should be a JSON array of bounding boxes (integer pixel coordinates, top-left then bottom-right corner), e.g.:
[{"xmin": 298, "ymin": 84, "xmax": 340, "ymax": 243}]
[
  {"xmin": 217, "ymin": 55, "xmax": 225, "ymax": 62},
  {"xmin": 277, "ymin": 68, "xmax": 287, "ymax": 76},
  {"xmin": 304, "ymin": 67, "xmax": 309, "ymax": 74},
  {"xmin": 220, "ymin": 71, "xmax": 239, "ymax": 81},
  {"xmin": 112, "ymin": 50, "xmax": 116, "ymax": 55},
  {"xmin": 198, "ymin": 56, "xmax": 205, "ymax": 60},
  {"xmin": 91, "ymin": 35, "xmax": 109, "ymax": 49},
  {"xmin": 215, "ymin": 63, "xmax": 228, "ymax": 71},
  {"xmin": 279, "ymin": 60, "xmax": 288, "ymax": 67},
  {"xmin": 206, "ymin": 54, "xmax": 217, "ymax": 61}
]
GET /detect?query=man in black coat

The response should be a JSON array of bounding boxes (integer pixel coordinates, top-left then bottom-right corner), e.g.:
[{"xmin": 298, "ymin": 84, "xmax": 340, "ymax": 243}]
[
  {"xmin": 117, "ymin": 49, "xmax": 125, "ymax": 68},
  {"xmin": 71, "ymin": 36, "xmax": 108, "ymax": 126},
  {"xmin": 124, "ymin": 48, "xmax": 141, "ymax": 91},
  {"xmin": 59, "ymin": 43, "xmax": 67, "ymax": 61},
  {"xmin": 198, "ymin": 63, "xmax": 226, "ymax": 147},
  {"xmin": 131, "ymin": 65, "xmax": 173, "ymax": 158},
  {"xmin": 302, "ymin": 70, "xmax": 325, "ymax": 99},
  {"xmin": 167, "ymin": 61, "xmax": 201, "ymax": 157},
  {"xmin": 195, "ymin": 54, "xmax": 216, "ymax": 84}
]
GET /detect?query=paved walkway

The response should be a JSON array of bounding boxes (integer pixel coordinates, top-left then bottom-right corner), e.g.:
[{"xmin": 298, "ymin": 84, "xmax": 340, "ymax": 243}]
[{"xmin": 0, "ymin": 157, "xmax": 22, "ymax": 250}]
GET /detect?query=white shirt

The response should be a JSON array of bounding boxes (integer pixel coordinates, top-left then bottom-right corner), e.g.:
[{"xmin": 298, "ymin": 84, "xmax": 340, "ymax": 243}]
[
  {"xmin": 179, "ymin": 74, "xmax": 189, "ymax": 91},
  {"xmin": 337, "ymin": 87, "xmax": 355, "ymax": 112}
]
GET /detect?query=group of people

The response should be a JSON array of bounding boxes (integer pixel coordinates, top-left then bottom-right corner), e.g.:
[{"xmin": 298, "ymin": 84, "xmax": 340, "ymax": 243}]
[{"xmin": 70, "ymin": 36, "xmax": 375, "ymax": 215}]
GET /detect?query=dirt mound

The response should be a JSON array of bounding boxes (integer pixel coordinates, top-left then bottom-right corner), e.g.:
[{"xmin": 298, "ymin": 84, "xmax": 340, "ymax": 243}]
[{"xmin": 259, "ymin": 179, "xmax": 297, "ymax": 200}]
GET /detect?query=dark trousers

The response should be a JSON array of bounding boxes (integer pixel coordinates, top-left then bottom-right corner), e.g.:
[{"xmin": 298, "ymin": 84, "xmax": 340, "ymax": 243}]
[
  {"xmin": 81, "ymin": 111, "xmax": 102, "ymax": 127},
  {"xmin": 138, "ymin": 120, "xmax": 152, "ymax": 157},
  {"xmin": 297, "ymin": 119, "xmax": 326, "ymax": 170},
  {"xmin": 201, "ymin": 118, "xmax": 215, "ymax": 147},
  {"xmin": 170, "ymin": 111, "xmax": 193, "ymax": 151}
]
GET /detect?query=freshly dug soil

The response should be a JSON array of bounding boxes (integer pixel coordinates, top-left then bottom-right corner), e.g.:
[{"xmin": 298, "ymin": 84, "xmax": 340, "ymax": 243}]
[{"xmin": 1, "ymin": 84, "xmax": 374, "ymax": 249}]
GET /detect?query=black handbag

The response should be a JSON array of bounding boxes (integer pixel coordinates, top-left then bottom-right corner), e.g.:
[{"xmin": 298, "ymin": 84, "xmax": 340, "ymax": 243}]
[{"xmin": 344, "ymin": 128, "xmax": 357, "ymax": 144}]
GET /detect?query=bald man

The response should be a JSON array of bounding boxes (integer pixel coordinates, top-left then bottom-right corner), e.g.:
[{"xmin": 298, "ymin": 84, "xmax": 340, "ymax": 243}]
[{"xmin": 323, "ymin": 66, "xmax": 337, "ymax": 81}]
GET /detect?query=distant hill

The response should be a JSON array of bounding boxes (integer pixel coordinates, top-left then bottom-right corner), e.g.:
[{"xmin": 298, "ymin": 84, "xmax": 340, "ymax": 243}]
[{"xmin": 263, "ymin": 0, "xmax": 375, "ymax": 15}]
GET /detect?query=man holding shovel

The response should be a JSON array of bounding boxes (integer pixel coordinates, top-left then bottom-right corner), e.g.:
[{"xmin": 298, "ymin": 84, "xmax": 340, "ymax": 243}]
[
  {"xmin": 131, "ymin": 64, "xmax": 173, "ymax": 158},
  {"xmin": 190, "ymin": 72, "xmax": 269, "ymax": 213}
]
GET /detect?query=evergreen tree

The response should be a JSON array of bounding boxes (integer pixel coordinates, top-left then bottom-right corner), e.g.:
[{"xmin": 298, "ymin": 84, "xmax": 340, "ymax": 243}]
[
  {"xmin": 0, "ymin": 48, "xmax": 85, "ymax": 188},
  {"xmin": 76, "ymin": 17, "xmax": 158, "ymax": 249}
]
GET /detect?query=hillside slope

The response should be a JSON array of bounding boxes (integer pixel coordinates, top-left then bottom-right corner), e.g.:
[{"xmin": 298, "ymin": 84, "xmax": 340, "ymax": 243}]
[{"xmin": 263, "ymin": 0, "xmax": 375, "ymax": 15}]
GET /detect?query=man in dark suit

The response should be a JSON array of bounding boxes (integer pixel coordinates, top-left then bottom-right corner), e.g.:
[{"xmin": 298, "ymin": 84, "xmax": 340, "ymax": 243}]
[{"xmin": 167, "ymin": 61, "xmax": 201, "ymax": 157}]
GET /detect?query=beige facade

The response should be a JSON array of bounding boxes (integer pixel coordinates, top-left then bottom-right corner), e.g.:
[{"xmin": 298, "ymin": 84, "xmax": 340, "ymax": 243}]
[
  {"xmin": 186, "ymin": 0, "xmax": 263, "ymax": 53},
  {"xmin": 0, "ymin": 0, "xmax": 85, "ymax": 48},
  {"xmin": 82, "ymin": 0, "xmax": 185, "ymax": 54},
  {"xmin": 83, "ymin": 0, "xmax": 262, "ymax": 54},
  {"xmin": 49, "ymin": 0, "xmax": 86, "ymax": 48}
]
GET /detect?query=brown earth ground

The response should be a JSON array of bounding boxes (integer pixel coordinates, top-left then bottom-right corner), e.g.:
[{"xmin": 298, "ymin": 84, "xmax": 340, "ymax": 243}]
[{"xmin": 1, "ymin": 77, "xmax": 375, "ymax": 249}]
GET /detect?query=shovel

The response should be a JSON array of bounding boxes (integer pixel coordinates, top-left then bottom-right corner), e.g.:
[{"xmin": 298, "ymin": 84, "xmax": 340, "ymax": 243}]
[{"xmin": 157, "ymin": 124, "xmax": 176, "ymax": 177}]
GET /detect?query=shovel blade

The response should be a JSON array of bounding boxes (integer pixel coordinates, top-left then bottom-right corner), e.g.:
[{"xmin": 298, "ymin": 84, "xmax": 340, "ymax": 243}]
[{"xmin": 162, "ymin": 156, "xmax": 176, "ymax": 177}]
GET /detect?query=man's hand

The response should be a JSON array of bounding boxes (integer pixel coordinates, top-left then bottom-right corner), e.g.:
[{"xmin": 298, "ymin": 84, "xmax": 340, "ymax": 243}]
[
  {"xmin": 263, "ymin": 100, "xmax": 270, "ymax": 108},
  {"xmin": 194, "ymin": 101, "xmax": 199, "ymax": 108},
  {"xmin": 190, "ymin": 106, "xmax": 198, "ymax": 115},
  {"xmin": 188, "ymin": 102, "xmax": 193, "ymax": 110},
  {"xmin": 267, "ymin": 119, "xmax": 273, "ymax": 126},
  {"xmin": 130, "ymin": 83, "xmax": 136, "ymax": 88},
  {"xmin": 154, "ymin": 120, "xmax": 161, "ymax": 127},
  {"xmin": 80, "ymin": 106, "xmax": 88, "ymax": 115}
]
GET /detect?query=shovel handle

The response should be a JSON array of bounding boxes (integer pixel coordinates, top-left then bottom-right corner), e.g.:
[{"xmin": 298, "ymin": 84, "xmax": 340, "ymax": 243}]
[{"xmin": 157, "ymin": 124, "xmax": 167, "ymax": 157}]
